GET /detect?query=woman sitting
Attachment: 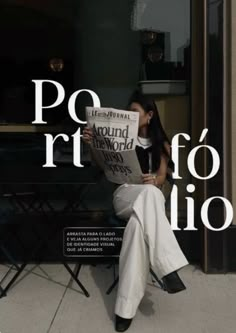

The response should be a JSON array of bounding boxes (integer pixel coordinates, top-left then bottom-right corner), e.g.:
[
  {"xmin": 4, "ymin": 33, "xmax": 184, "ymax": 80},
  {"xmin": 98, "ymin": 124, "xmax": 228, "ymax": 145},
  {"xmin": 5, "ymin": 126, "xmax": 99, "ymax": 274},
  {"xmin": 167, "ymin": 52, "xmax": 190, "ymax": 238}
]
[{"xmin": 82, "ymin": 90, "xmax": 189, "ymax": 332}]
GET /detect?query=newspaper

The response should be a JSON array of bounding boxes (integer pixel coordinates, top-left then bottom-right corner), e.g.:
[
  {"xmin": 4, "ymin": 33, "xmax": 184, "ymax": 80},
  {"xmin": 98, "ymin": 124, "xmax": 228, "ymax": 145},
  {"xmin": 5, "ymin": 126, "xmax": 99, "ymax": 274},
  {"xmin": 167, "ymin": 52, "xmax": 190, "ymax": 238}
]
[{"xmin": 86, "ymin": 107, "xmax": 143, "ymax": 184}]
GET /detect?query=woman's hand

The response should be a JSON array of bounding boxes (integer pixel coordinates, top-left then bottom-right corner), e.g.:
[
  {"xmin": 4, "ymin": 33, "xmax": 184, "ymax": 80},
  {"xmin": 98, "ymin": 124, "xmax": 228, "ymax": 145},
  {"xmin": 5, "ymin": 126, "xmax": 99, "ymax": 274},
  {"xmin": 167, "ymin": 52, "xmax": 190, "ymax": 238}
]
[
  {"xmin": 142, "ymin": 173, "xmax": 158, "ymax": 186},
  {"xmin": 143, "ymin": 143, "xmax": 170, "ymax": 187},
  {"xmin": 82, "ymin": 127, "xmax": 93, "ymax": 145}
]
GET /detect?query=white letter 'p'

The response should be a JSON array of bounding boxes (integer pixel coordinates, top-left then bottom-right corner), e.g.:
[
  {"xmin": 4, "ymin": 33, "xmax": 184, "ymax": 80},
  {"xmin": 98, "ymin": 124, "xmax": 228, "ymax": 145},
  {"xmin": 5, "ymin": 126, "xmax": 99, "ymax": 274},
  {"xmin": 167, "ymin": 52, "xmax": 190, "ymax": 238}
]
[{"xmin": 32, "ymin": 80, "xmax": 65, "ymax": 124}]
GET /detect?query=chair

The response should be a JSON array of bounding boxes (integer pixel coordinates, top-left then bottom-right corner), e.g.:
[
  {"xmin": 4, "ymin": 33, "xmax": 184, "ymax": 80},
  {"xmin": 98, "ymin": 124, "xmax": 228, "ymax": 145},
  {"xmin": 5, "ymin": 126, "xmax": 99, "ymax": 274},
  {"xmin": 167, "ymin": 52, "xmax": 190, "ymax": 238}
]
[
  {"xmin": 105, "ymin": 174, "xmax": 174, "ymax": 295},
  {"xmin": 0, "ymin": 187, "xmax": 91, "ymax": 298},
  {"xmin": 0, "ymin": 206, "xmax": 26, "ymax": 298},
  {"xmin": 105, "ymin": 215, "xmax": 166, "ymax": 295}
]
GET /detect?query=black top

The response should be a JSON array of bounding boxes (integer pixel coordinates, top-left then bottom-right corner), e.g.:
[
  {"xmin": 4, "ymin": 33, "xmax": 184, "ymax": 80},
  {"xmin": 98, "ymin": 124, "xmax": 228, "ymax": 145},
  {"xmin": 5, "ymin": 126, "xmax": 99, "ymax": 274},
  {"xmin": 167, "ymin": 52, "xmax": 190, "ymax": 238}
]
[
  {"xmin": 113, "ymin": 137, "xmax": 153, "ymax": 188},
  {"xmin": 135, "ymin": 145, "xmax": 152, "ymax": 174}
]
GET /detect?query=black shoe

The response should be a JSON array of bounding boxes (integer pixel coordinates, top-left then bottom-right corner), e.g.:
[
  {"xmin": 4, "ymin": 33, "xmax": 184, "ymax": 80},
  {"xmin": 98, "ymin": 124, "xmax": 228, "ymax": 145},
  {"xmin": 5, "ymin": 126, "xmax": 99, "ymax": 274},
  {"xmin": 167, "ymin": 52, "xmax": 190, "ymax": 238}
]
[
  {"xmin": 162, "ymin": 271, "xmax": 186, "ymax": 294},
  {"xmin": 115, "ymin": 315, "xmax": 133, "ymax": 332}
]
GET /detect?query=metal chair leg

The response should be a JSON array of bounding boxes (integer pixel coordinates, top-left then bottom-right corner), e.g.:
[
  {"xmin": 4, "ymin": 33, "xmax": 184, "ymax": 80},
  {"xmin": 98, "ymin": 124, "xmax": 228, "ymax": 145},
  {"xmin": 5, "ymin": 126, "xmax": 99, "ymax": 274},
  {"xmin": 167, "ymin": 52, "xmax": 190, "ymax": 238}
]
[
  {"xmin": 63, "ymin": 263, "xmax": 90, "ymax": 297},
  {"xmin": 150, "ymin": 268, "xmax": 166, "ymax": 290},
  {"xmin": 105, "ymin": 267, "xmax": 167, "ymax": 295},
  {"xmin": 0, "ymin": 263, "xmax": 27, "ymax": 298},
  {"xmin": 0, "ymin": 286, "xmax": 6, "ymax": 297},
  {"xmin": 106, "ymin": 276, "xmax": 119, "ymax": 295}
]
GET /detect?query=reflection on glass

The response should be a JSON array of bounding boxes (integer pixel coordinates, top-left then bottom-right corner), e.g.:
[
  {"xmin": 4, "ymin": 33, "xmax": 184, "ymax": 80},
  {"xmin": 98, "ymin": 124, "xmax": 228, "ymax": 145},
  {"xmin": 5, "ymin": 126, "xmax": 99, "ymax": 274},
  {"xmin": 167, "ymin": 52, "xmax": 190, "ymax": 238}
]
[
  {"xmin": 141, "ymin": 31, "xmax": 158, "ymax": 45},
  {"xmin": 49, "ymin": 58, "xmax": 64, "ymax": 72}
]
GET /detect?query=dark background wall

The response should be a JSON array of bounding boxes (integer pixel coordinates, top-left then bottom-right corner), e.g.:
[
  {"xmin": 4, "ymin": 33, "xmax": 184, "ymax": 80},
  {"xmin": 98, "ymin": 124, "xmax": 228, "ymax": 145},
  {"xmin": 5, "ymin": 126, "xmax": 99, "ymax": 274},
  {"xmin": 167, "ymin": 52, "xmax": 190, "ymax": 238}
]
[
  {"xmin": 74, "ymin": 0, "xmax": 141, "ymax": 112},
  {"xmin": 0, "ymin": 0, "xmax": 141, "ymax": 122},
  {"xmin": 0, "ymin": 0, "xmax": 141, "ymax": 209}
]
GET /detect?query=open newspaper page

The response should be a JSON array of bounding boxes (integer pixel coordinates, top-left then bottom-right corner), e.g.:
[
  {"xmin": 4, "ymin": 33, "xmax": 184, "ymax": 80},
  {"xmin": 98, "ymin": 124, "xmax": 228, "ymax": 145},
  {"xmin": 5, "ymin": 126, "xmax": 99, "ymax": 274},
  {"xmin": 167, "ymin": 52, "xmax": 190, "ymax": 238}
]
[{"xmin": 86, "ymin": 107, "xmax": 143, "ymax": 184}]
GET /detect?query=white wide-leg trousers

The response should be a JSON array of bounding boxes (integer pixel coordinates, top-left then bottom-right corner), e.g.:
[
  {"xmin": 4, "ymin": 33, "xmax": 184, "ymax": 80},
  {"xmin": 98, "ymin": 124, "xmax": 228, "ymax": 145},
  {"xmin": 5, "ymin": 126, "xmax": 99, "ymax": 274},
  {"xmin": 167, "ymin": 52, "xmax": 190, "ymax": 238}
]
[{"xmin": 113, "ymin": 184, "xmax": 189, "ymax": 319}]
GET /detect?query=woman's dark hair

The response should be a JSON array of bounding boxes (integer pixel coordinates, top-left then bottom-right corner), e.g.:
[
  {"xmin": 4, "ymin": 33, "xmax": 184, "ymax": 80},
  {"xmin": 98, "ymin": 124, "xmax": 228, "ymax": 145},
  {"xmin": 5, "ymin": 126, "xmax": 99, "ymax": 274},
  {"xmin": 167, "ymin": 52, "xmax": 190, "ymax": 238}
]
[{"xmin": 128, "ymin": 90, "xmax": 174, "ymax": 172}]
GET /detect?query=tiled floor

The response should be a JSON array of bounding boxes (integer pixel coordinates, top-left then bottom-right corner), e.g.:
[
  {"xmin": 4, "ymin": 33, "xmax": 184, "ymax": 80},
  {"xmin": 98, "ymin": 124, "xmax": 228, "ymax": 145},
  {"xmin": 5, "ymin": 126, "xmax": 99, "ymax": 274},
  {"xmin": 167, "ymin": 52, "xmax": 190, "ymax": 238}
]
[{"xmin": 0, "ymin": 264, "xmax": 236, "ymax": 333}]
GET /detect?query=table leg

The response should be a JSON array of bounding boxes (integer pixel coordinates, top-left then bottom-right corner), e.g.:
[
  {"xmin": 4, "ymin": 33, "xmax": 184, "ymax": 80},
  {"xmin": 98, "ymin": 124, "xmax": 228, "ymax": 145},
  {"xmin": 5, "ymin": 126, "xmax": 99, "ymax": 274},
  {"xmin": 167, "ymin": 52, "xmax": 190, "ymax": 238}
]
[
  {"xmin": 0, "ymin": 263, "xmax": 27, "ymax": 298},
  {"xmin": 63, "ymin": 263, "xmax": 90, "ymax": 297}
]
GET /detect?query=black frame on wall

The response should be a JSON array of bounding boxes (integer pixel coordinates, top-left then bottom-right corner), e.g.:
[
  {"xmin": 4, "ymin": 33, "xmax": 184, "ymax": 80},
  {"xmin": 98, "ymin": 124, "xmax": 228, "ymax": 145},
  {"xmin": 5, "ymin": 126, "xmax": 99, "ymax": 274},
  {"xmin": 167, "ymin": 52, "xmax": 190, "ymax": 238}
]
[
  {"xmin": 191, "ymin": 0, "xmax": 235, "ymax": 273},
  {"xmin": 204, "ymin": 0, "xmax": 236, "ymax": 272}
]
